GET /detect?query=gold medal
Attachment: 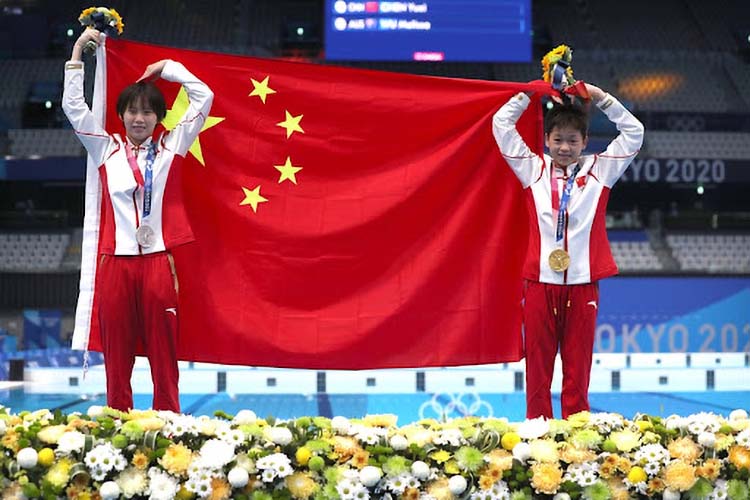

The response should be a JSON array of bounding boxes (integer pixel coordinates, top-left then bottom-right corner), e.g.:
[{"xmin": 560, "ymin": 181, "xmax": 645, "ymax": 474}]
[{"xmin": 548, "ymin": 248, "xmax": 570, "ymax": 272}]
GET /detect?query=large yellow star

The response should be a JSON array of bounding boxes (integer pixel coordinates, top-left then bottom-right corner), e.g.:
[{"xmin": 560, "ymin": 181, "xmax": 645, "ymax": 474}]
[
  {"xmin": 248, "ymin": 75, "xmax": 276, "ymax": 104},
  {"xmin": 276, "ymin": 110, "xmax": 304, "ymax": 139},
  {"xmin": 240, "ymin": 185, "xmax": 268, "ymax": 213},
  {"xmin": 274, "ymin": 156, "xmax": 302, "ymax": 184},
  {"xmin": 162, "ymin": 87, "xmax": 225, "ymax": 166}
]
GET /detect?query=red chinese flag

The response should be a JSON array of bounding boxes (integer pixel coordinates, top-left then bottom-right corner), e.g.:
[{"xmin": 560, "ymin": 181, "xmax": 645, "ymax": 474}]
[{"xmin": 78, "ymin": 38, "xmax": 548, "ymax": 369}]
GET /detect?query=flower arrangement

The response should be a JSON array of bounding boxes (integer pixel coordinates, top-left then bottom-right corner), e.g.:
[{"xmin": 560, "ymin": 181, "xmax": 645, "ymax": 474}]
[
  {"xmin": 541, "ymin": 44, "xmax": 573, "ymax": 85},
  {"xmin": 2, "ymin": 404, "xmax": 750, "ymax": 500},
  {"xmin": 78, "ymin": 6, "xmax": 124, "ymax": 37}
]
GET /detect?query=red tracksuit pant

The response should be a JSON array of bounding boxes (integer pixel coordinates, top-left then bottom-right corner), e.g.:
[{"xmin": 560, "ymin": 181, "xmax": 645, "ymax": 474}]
[
  {"xmin": 523, "ymin": 280, "xmax": 599, "ymax": 419},
  {"xmin": 97, "ymin": 252, "xmax": 180, "ymax": 412}
]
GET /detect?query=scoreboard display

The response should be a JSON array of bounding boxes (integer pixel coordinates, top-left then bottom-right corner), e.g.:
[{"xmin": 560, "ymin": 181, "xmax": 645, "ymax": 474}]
[{"xmin": 324, "ymin": 0, "xmax": 532, "ymax": 62}]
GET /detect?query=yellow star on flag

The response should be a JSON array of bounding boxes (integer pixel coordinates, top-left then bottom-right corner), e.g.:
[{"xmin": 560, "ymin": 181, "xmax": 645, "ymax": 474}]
[
  {"xmin": 248, "ymin": 75, "xmax": 276, "ymax": 104},
  {"xmin": 240, "ymin": 185, "xmax": 268, "ymax": 213},
  {"xmin": 274, "ymin": 156, "xmax": 303, "ymax": 184},
  {"xmin": 162, "ymin": 87, "xmax": 225, "ymax": 166},
  {"xmin": 277, "ymin": 110, "xmax": 304, "ymax": 139}
]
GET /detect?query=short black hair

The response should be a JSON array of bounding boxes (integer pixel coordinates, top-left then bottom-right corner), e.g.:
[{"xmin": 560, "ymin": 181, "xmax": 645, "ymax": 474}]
[
  {"xmin": 544, "ymin": 103, "xmax": 589, "ymax": 138},
  {"xmin": 116, "ymin": 82, "xmax": 167, "ymax": 121}
]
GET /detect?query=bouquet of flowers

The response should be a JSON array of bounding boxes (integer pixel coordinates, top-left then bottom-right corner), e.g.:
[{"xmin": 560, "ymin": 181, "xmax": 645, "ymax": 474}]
[
  {"xmin": 2, "ymin": 403, "xmax": 750, "ymax": 500},
  {"xmin": 541, "ymin": 44, "xmax": 589, "ymax": 102},
  {"xmin": 78, "ymin": 6, "xmax": 124, "ymax": 51}
]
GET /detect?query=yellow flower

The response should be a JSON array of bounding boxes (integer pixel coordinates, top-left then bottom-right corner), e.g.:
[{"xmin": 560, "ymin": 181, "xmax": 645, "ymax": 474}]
[
  {"xmin": 37, "ymin": 424, "xmax": 68, "ymax": 444},
  {"xmin": 530, "ymin": 462, "xmax": 563, "ymax": 495},
  {"xmin": 78, "ymin": 6, "xmax": 125, "ymax": 35},
  {"xmin": 403, "ymin": 488, "xmax": 420, "ymax": 500},
  {"xmin": 295, "ymin": 446, "xmax": 312, "ymax": 466},
  {"xmin": 728, "ymin": 445, "xmax": 750, "ymax": 470},
  {"xmin": 479, "ymin": 474, "xmax": 495, "ymax": 490},
  {"xmin": 478, "ymin": 465, "xmax": 504, "ymax": 490},
  {"xmin": 1, "ymin": 429, "xmax": 19, "ymax": 452},
  {"xmin": 135, "ymin": 417, "xmax": 165, "ymax": 431},
  {"xmin": 208, "ymin": 477, "xmax": 231, "ymax": 500},
  {"xmin": 44, "ymin": 457, "xmax": 72, "ymax": 489},
  {"xmin": 37, "ymin": 448, "xmax": 55, "ymax": 468},
  {"xmin": 132, "ymin": 451, "xmax": 150, "ymax": 469},
  {"xmin": 611, "ymin": 490, "xmax": 629, "ymax": 500},
  {"xmin": 663, "ymin": 460, "xmax": 697, "ymax": 492},
  {"xmin": 2, "ymin": 482, "xmax": 24, "ymax": 499},
  {"xmin": 426, "ymin": 478, "xmax": 454, "ymax": 500},
  {"xmin": 559, "ymin": 444, "xmax": 596, "ymax": 464},
  {"xmin": 714, "ymin": 433, "xmax": 734, "ymax": 451},
  {"xmin": 610, "ymin": 430, "xmax": 641, "ymax": 452},
  {"xmin": 529, "ymin": 439, "xmax": 560, "ymax": 463},
  {"xmin": 418, "ymin": 418, "xmax": 441, "ymax": 428},
  {"xmin": 668, "ymin": 436, "xmax": 702, "ymax": 464},
  {"xmin": 350, "ymin": 449, "xmax": 370, "ymax": 469},
  {"xmin": 444, "ymin": 459, "xmax": 460, "ymax": 475},
  {"xmin": 363, "ymin": 414, "xmax": 398, "ymax": 428},
  {"xmin": 641, "ymin": 430, "xmax": 661, "ymax": 444},
  {"xmin": 176, "ymin": 486, "xmax": 194, "ymax": 500},
  {"xmin": 697, "ymin": 458, "xmax": 722, "ymax": 480},
  {"xmin": 729, "ymin": 418, "xmax": 750, "ymax": 431},
  {"xmin": 616, "ymin": 456, "xmax": 632, "ymax": 473},
  {"xmin": 485, "ymin": 449, "xmax": 514, "ymax": 471},
  {"xmin": 635, "ymin": 420, "xmax": 654, "ymax": 432},
  {"xmin": 599, "ymin": 463, "xmax": 616, "ymax": 478},
  {"xmin": 430, "ymin": 450, "xmax": 452, "ymax": 464},
  {"xmin": 332, "ymin": 436, "xmax": 360, "ymax": 462},
  {"xmin": 285, "ymin": 472, "xmax": 318, "ymax": 499},
  {"xmin": 159, "ymin": 443, "xmax": 193, "ymax": 476},
  {"xmin": 109, "ymin": 8, "xmax": 125, "ymax": 34},
  {"xmin": 628, "ymin": 466, "xmax": 647, "ymax": 483},
  {"xmin": 605, "ymin": 477, "xmax": 631, "ymax": 500},
  {"xmin": 66, "ymin": 417, "xmax": 99, "ymax": 430},
  {"xmin": 567, "ymin": 411, "xmax": 591, "ymax": 428},
  {"xmin": 500, "ymin": 432, "xmax": 520, "ymax": 451},
  {"xmin": 540, "ymin": 44, "xmax": 573, "ymax": 82},
  {"xmin": 404, "ymin": 428, "xmax": 434, "ymax": 447},
  {"xmin": 78, "ymin": 7, "xmax": 96, "ymax": 20},
  {"xmin": 647, "ymin": 477, "xmax": 666, "ymax": 495}
]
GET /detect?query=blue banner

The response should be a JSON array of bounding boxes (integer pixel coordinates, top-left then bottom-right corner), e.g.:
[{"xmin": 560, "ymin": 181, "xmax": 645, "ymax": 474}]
[
  {"xmin": 22, "ymin": 309, "xmax": 63, "ymax": 350},
  {"xmin": 597, "ymin": 277, "xmax": 750, "ymax": 353}
]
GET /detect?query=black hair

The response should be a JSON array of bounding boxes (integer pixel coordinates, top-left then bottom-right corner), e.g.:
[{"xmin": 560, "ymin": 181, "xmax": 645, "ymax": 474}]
[
  {"xmin": 544, "ymin": 102, "xmax": 589, "ymax": 138},
  {"xmin": 116, "ymin": 82, "xmax": 167, "ymax": 121}
]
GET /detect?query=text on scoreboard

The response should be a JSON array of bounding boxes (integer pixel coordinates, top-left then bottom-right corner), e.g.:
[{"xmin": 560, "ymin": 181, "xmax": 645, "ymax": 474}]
[{"xmin": 324, "ymin": 0, "xmax": 532, "ymax": 62}]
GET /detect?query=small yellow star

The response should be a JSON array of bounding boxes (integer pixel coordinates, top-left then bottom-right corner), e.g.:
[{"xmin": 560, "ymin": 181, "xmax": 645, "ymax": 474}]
[
  {"xmin": 274, "ymin": 156, "xmax": 303, "ymax": 184},
  {"xmin": 162, "ymin": 87, "xmax": 225, "ymax": 166},
  {"xmin": 276, "ymin": 110, "xmax": 304, "ymax": 139},
  {"xmin": 248, "ymin": 75, "xmax": 276, "ymax": 104},
  {"xmin": 240, "ymin": 185, "xmax": 268, "ymax": 213}
]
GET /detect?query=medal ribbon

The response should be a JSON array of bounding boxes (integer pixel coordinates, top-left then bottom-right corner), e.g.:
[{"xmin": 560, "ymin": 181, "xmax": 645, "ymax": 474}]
[
  {"xmin": 125, "ymin": 141, "xmax": 158, "ymax": 218},
  {"xmin": 554, "ymin": 163, "xmax": 581, "ymax": 243}
]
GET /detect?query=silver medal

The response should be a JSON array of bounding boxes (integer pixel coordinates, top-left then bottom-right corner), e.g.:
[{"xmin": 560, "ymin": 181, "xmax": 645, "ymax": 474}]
[{"xmin": 135, "ymin": 224, "xmax": 156, "ymax": 248}]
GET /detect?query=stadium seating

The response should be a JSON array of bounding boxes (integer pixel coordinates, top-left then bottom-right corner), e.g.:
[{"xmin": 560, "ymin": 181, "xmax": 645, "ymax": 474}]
[
  {"xmin": 666, "ymin": 233, "xmax": 750, "ymax": 273},
  {"xmin": 0, "ymin": 232, "xmax": 71, "ymax": 271},
  {"xmin": 645, "ymin": 131, "xmax": 750, "ymax": 159},
  {"xmin": 8, "ymin": 129, "xmax": 84, "ymax": 157},
  {"xmin": 608, "ymin": 230, "xmax": 664, "ymax": 272},
  {"xmin": 686, "ymin": 0, "xmax": 750, "ymax": 51}
]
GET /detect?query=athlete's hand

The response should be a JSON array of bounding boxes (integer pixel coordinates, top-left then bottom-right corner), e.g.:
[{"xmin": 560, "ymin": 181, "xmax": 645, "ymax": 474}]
[{"xmin": 138, "ymin": 60, "xmax": 169, "ymax": 82}]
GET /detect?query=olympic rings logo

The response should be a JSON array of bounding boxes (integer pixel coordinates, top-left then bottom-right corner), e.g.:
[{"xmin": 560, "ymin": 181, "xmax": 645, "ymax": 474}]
[{"xmin": 418, "ymin": 392, "xmax": 494, "ymax": 420}]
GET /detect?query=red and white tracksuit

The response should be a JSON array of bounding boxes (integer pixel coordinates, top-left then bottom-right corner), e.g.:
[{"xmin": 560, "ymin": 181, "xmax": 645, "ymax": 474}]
[
  {"xmin": 63, "ymin": 60, "xmax": 213, "ymax": 412},
  {"xmin": 493, "ymin": 93, "xmax": 644, "ymax": 418}
]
